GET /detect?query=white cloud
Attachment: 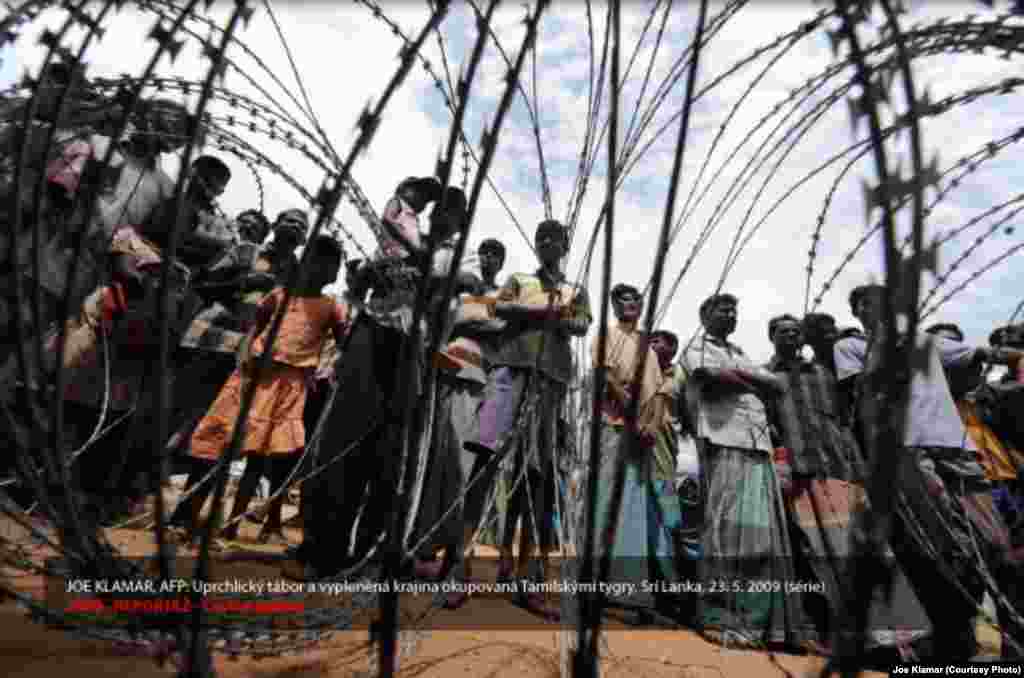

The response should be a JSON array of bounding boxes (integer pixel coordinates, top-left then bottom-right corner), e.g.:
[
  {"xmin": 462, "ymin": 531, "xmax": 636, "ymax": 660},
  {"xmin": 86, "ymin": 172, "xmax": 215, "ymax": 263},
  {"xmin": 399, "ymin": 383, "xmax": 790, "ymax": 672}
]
[{"xmin": 5, "ymin": 0, "xmax": 1024, "ymax": 364}]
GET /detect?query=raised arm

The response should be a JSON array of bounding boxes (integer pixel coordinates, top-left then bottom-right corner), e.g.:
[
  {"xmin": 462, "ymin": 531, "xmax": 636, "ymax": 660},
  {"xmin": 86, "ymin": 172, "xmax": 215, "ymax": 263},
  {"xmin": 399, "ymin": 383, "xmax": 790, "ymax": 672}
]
[{"xmin": 381, "ymin": 196, "xmax": 423, "ymax": 256}]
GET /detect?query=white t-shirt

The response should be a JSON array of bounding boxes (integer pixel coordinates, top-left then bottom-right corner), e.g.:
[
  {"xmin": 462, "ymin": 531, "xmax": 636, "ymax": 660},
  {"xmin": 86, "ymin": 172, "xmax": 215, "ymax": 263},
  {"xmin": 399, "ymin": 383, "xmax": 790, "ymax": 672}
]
[
  {"xmin": 681, "ymin": 334, "xmax": 774, "ymax": 452},
  {"xmin": 834, "ymin": 331, "xmax": 978, "ymax": 450}
]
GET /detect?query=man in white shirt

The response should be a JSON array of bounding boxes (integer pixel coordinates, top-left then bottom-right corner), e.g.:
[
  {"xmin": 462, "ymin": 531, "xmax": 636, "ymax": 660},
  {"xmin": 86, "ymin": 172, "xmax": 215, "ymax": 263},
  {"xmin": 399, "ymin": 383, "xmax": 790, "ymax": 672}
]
[
  {"xmin": 836, "ymin": 284, "xmax": 1024, "ymax": 661},
  {"xmin": 681, "ymin": 293, "xmax": 801, "ymax": 649}
]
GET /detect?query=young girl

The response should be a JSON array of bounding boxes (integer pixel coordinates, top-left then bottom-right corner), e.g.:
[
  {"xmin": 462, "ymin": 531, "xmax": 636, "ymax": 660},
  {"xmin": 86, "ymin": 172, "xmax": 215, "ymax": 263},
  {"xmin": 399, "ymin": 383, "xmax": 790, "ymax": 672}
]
[{"xmin": 171, "ymin": 235, "xmax": 348, "ymax": 546}]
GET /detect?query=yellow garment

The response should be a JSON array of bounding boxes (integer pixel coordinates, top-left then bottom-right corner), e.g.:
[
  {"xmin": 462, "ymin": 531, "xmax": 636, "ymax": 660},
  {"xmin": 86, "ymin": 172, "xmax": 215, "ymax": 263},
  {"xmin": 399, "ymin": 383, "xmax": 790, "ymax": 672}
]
[
  {"xmin": 190, "ymin": 362, "xmax": 307, "ymax": 459},
  {"xmin": 502, "ymin": 271, "xmax": 580, "ymax": 312},
  {"xmin": 191, "ymin": 289, "xmax": 347, "ymax": 459},
  {"xmin": 249, "ymin": 288, "xmax": 347, "ymax": 369},
  {"xmin": 590, "ymin": 322, "xmax": 663, "ymax": 437},
  {"xmin": 957, "ymin": 400, "xmax": 1024, "ymax": 482}
]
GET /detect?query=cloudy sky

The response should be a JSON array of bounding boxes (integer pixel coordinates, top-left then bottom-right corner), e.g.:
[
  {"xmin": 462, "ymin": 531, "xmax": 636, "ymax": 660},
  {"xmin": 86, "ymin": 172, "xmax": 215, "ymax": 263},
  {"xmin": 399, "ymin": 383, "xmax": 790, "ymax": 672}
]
[{"xmin": 4, "ymin": 0, "xmax": 1024, "ymax": 363}]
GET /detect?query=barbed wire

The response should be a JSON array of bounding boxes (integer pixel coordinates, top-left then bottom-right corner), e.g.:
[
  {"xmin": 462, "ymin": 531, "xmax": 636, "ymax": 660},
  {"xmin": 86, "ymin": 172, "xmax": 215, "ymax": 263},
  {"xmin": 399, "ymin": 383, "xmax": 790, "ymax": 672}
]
[{"xmin": 4, "ymin": 2, "xmax": 1024, "ymax": 676}]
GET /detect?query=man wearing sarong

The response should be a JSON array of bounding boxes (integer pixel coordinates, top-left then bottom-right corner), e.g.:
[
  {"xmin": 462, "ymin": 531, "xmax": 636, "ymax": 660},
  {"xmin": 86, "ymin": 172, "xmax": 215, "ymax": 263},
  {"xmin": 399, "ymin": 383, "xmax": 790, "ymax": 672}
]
[
  {"xmin": 928, "ymin": 322, "xmax": 1024, "ymax": 659},
  {"xmin": 765, "ymin": 314, "xmax": 930, "ymax": 656},
  {"xmin": 681, "ymin": 293, "xmax": 798, "ymax": 649},
  {"xmin": 837, "ymin": 284, "xmax": 1024, "ymax": 661},
  {"xmin": 463, "ymin": 219, "xmax": 592, "ymax": 620},
  {"xmin": 466, "ymin": 239, "xmax": 511, "ymax": 550},
  {"xmin": 589, "ymin": 284, "xmax": 678, "ymax": 617},
  {"xmin": 411, "ymin": 238, "xmax": 507, "ymax": 608},
  {"xmin": 649, "ymin": 329, "xmax": 700, "ymax": 620}
]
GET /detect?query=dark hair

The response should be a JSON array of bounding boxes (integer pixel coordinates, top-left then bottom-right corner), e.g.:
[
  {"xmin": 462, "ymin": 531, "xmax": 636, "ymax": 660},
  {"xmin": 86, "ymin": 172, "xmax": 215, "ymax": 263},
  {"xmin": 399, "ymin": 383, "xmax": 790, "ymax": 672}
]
[
  {"xmin": 237, "ymin": 209, "xmax": 268, "ymax": 225},
  {"xmin": 535, "ymin": 219, "xmax": 568, "ymax": 241},
  {"xmin": 276, "ymin": 208, "xmax": 308, "ymax": 226},
  {"xmin": 429, "ymin": 187, "xmax": 468, "ymax": 241},
  {"xmin": 308, "ymin": 234, "xmax": 344, "ymax": 264},
  {"xmin": 435, "ymin": 186, "xmax": 467, "ymax": 213},
  {"xmin": 925, "ymin": 323, "xmax": 963, "ymax": 342},
  {"xmin": 42, "ymin": 60, "xmax": 83, "ymax": 87},
  {"xmin": 848, "ymin": 284, "xmax": 885, "ymax": 315},
  {"xmin": 478, "ymin": 238, "xmax": 506, "ymax": 259},
  {"xmin": 699, "ymin": 293, "xmax": 738, "ymax": 322},
  {"xmin": 990, "ymin": 324, "xmax": 1024, "ymax": 348},
  {"xmin": 768, "ymin": 314, "xmax": 801, "ymax": 340},
  {"xmin": 650, "ymin": 329, "xmax": 679, "ymax": 347},
  {"xmin": 192, "ymin": 155, "xmax": 231, "ymax": 183},
  {"xmin": 398, "ymin": 176, "xmax": 443, "ymax": 212},
  {"xmin": 838, "ymin": 326, "xmax": 865, "ymax": 340},
  {"xmin": 802, "ymin": 313, "xmax": 837, "ymax": 345},
  {"xmin": 610, "ymin": 283, "xmax": 641, "ymax": 301},
  {"xmin": 803, "ymin": 312, "xmax": 835, "ymax": 331}
]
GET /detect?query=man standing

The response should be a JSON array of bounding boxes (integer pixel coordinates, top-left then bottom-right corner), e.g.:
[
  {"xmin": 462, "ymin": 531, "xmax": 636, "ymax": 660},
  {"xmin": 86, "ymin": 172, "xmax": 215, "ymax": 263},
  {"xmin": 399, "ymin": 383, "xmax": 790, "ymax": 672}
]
[
  {"xmin": 649, "ymin": 330, "xmax": 686, "ymax": 495},
  {"xmin": 766, "ymin": 314, "xmax": 929, "ymax": 654},
  {"xmin": 649, "ymin": 329, "xmax": 699, "ymax": 618},
  {"xmin": 836, "ymin": 284, "xmax": 1023, "ymax": 661},
  {"xmin": 463, "ymin": 219, "xmax": 592, "ymax": 619},
  {"xmin": 681, "ymin": 293, "xmax": 797, "ymax": 649},
  {"xmin": 286, "ymin": 181, "xmax": 469, "ymax": 581},
  {"xmin": 802, "ymin": 313, "xmax": 839, "ymax": 376},
  {"xmin": 460, "ymin": 238, "xmax": 509, "ymax": 550},
  {"xmin": 589, "ymin": 285, "xmax": 676, "ymax": 616},
  {"xmin": 412, "ymin": 238, "xmax": 508, "ymax": 602}
]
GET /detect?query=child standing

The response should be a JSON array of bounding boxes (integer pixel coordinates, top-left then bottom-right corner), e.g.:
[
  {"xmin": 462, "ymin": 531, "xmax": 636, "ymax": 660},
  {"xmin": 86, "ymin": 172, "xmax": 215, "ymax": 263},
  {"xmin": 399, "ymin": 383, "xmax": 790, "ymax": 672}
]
[{"xmin": 173, "ymin": 235, "xmax": 349, "ymax": 545}]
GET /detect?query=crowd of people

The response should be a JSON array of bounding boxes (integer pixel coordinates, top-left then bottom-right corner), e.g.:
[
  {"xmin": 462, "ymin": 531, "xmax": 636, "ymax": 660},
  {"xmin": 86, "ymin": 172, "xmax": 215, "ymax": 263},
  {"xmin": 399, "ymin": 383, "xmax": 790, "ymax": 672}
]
[{"xmin": 2, "ymin": 64, "xmax": 1024, "ymax": 664}]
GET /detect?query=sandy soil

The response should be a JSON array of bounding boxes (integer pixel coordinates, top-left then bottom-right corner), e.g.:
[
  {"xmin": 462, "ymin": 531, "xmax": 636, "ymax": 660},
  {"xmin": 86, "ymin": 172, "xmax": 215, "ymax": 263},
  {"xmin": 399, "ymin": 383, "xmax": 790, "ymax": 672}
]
[{"xmin": 0, "ymin": 492, "xmax": 971, "ymax": 678}]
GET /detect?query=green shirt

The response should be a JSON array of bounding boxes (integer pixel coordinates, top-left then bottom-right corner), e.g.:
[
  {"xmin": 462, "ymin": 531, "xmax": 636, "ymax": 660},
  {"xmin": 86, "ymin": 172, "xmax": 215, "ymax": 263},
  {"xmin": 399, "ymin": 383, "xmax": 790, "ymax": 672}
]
[{"xmin": 491, "ymin": 268, "xmax": 592, "ymax": 384}]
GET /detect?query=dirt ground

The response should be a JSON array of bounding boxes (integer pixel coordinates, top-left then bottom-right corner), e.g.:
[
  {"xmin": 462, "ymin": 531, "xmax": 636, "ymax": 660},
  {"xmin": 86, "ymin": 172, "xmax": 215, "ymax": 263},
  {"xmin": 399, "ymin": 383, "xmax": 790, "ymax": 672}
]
[{"xmin": 0, "ymin": 489, "xmax": 986, "ymax": 678}]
